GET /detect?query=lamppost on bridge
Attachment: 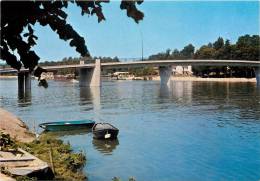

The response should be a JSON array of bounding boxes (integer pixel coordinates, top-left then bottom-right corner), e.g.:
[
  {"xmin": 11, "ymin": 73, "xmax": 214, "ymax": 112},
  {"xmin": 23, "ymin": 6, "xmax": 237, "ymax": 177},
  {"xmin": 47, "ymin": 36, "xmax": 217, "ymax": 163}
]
[{"xmin": 138, "ymin": 25, "xmax": 144, "ymax": 61}]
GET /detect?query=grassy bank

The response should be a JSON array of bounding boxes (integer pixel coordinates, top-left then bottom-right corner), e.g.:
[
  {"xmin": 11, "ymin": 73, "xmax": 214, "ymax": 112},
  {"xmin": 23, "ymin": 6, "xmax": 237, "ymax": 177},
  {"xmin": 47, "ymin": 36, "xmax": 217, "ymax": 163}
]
[
  {"xmin": 19, "ymin": 133, "xmax": 87, "ymax": 180},
  {"xmin": 1, "ymin": 132, "xmax": 87, "ymax": 180}
]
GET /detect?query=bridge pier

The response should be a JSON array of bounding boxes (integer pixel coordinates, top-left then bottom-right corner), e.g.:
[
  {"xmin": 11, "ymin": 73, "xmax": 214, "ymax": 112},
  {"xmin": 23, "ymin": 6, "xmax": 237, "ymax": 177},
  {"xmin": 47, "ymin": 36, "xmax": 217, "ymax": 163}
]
[
  {"xmin": 79, "ymin": 59, "xmax": 101, "ymax": 87},
  {"xmin": 159, "ymin": 65, "xmax": 172, "ymax": 86},
  {"xmin": 24, "ymin": 72, "xmax": 31, "ymax": 90},
  {"xmin": 18, "ymin": 72, "xmax": 25, "ymax": 93},
  {"xmin": 255, "ymin": 67, "xmax": 260, "ymax": 86},
  {"xmin": 18, "ymin": 72, "xmax": 31, "ymax": 102},
  {"xmin": 18, "ymin": 72, "xmax": 31, "ymax": 92}
]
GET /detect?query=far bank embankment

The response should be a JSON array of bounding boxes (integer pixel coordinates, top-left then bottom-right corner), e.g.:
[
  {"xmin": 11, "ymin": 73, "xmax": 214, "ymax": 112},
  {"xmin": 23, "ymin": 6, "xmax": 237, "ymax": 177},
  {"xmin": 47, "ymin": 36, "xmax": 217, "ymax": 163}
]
[
  {"xmin": 151, "ymin": 76, "xmax": 256, "ymax": 82},
  {"xmin": 0, "ymin": 75, "xmax": 257, "ymax": 82}
]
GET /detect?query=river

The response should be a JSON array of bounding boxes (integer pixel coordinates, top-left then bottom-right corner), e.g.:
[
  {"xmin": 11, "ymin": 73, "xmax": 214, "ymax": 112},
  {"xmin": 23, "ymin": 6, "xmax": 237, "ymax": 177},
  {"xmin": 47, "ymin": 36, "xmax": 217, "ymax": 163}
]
[{"xmin": 1, "ymin": 79, "xmax": 260, "ymax": 181}]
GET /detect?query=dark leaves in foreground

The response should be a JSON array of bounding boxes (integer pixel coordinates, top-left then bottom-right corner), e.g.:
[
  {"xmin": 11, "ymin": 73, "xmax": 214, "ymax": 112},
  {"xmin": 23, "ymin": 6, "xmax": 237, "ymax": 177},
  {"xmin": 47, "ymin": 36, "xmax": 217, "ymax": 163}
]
[{"xmin": 0, "ymin": 0, "xmax": 144, "ymax": 78}]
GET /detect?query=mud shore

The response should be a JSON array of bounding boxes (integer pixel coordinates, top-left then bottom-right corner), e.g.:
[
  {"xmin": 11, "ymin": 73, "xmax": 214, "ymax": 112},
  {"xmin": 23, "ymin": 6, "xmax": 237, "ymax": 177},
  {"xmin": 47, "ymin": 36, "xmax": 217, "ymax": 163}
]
[{"xmin": 0, "ymin": 108, "xmax": 35, "ymax": 143}]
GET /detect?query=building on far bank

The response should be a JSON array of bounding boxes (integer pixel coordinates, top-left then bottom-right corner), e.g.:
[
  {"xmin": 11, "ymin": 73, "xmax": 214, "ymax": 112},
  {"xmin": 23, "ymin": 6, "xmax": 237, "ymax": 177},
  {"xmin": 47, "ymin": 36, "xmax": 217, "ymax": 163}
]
[
  {"xmin": 172, "ymin": 65, "xmax": 193, "ymax": 76},
  {"xmin": 41, "ymin": 72, "xmax": 54, "ymax": 80}
]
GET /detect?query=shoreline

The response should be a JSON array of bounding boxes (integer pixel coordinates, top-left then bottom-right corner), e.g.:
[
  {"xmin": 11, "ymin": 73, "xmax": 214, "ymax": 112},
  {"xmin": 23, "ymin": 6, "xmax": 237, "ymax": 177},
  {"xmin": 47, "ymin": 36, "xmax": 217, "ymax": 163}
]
[
  {"xmin": 0, "ymin": 108, "xmax": 35, "ymax": 143},
  {"xmin": 0, "ymin": 75, "xmax": 17, "ymax": 79},
  {"xmin": 0, "ymin": 108, "xmax": 86, "ymax": 180},
  {"xmin": 0, "ymin": 75, "xmax": 257, "ymax": 82},
  {"xmin": 130, "ymin": 76, "xmax": 256, "ymax": 83},
  {"xmin": 159, "ymin": 76, "xmax": 256, "ymax": 82}
]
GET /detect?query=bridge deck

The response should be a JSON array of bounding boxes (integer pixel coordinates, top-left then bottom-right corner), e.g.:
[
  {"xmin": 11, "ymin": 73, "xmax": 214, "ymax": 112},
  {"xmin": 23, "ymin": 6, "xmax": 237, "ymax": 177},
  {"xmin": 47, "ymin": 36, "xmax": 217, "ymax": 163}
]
[
  {"xmin": 0, "ymin": 60, "xmax": 259, "ymax": 74},
  {"xmin": 102, "ymin": 60, "xmax": 260, "ymax": 68}
]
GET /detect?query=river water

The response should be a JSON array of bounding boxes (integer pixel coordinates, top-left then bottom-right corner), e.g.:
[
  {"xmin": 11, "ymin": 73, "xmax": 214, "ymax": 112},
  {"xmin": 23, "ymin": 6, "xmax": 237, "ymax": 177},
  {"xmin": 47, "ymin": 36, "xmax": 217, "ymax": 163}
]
[{"xmin": 1, "ymin": 79, "xmax": 260, "ymax": 181}]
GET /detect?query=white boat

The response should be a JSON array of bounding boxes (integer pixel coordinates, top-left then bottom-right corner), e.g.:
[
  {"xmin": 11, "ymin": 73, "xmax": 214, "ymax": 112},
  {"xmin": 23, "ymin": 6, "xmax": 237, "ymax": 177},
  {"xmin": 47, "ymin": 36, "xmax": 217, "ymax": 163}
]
[{"xmin": 70, "ymin": 79, "xmax": 79, "ymax": 83}]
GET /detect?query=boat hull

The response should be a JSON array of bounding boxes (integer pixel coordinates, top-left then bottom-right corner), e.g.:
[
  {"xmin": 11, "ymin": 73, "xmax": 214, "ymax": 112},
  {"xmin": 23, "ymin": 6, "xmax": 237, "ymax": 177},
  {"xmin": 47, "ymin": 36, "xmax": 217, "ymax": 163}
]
[
  {"xmin": 92, "ymin": 123, "xmax": 119, "ymax": 140},
  {"xmin": 39, "ymin": 120, "xmax": 95, "ymax": 131},
  {"xmin": 93, "ymin": 129, "xmax": 119, "ymax": 139},
  {"xmin": 42, "ymin": 124, "xmax": 94, "ymax": 131}
]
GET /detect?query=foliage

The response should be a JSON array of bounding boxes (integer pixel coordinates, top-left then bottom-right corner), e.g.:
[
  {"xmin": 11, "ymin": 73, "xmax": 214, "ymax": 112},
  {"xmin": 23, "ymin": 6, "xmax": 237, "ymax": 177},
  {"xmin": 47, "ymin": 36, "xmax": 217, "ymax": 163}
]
[
  {"xmin": 148, "ymin": 35, "xmax": 259, "ymax": 61},
  {"xmin": 16, "ymin": 176, "xmax": 37, "ymax": 181},
  {"xmin": 194, "ymin": 45, "xmax": 216, "ymax": 59},
  {"xmin": 129, "ymin": 66, "xmax": 157, "ymax": 76},
  {"xmin": 213, "ymin": 37, "xmax": 224, "ymax": 50},
  {"xmin": 0, "ymin": 166, "xmax": 12, "ymax": 177},
  {"xmin": 148, "ymin": 34, "xmax": 259, "ymax": 77},
  {"xmin": 0, "ymin": 132, "xmax": 18, "ymax": 151},
  {"xmin": 18, "ymin": 133, "xmax": 86, "ymax": 180},
  {"xmin": 180, "ymin": 44, "xmax": 195, "ymax": 59},
  {"xmin": 1, "ymin": 0, "xmax": 143, "ymax": 77}
]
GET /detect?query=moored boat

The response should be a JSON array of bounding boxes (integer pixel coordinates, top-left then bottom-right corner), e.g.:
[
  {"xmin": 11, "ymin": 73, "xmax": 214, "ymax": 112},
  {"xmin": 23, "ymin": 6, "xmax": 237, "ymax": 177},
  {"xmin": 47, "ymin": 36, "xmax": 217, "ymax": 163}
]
[
  {"xmin": 0, "ymin": 148, "xmax": 54, "ymax": 179},
  {"xmin": 39, "ymin": 119, "xmax": 95, "ymax": 131},
  {"xmin": 92, "ymin": 123, "xmax": 119, "ymax": 139}
]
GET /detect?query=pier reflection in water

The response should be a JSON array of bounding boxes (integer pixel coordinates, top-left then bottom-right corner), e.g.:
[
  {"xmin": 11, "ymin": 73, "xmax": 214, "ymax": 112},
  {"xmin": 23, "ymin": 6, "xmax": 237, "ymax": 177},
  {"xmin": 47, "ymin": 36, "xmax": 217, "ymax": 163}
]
[
  {"xmin": 18, "ymin": 89, "xmax": 31, "ymax": 107},
  {"xmin": 79, "ymin": 86, "xmax": 101, "ymax": 120},
  {"xmin": 158, "ymin": 81, "xmax": 193, "ymax": 101}
]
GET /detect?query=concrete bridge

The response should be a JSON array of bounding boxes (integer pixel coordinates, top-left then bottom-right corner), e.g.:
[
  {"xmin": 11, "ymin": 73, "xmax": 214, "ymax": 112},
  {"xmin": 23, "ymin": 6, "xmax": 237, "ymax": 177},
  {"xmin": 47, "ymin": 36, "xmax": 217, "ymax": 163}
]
[{"xmin": 0, "ymin": 59, "xmax": 260, "ymax": 91}]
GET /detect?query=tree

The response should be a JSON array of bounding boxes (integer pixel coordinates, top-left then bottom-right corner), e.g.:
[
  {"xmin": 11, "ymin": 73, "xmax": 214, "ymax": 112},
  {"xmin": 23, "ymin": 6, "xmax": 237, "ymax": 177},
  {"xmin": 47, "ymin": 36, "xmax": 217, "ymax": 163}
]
[
  {"xmin": 165, "ymin": 48, "xmax": 171, "ymax": 59},
  {"xmin": 171, "ymin": 49, "xmax": 180, "ymax": 59},
  {"xmin": 147, "ymin": 35, "xmax": 259, "ymax": 78},
  {"xmin": 194, "ymin": 45, "xmax": 216, "ymax": 59},
  {"xmin": 0, "ymin": 0, "xmax": 144, "ymax": 77},
  {"xmin": 216, "ymin": 39, "xmax": 231, "ymax": 59},
  {"xmin": 213, "ymin": 37, "xmax": 224, "ymax": 50},
  {"xmin": 180, "ymin": 44, "xmax": 195, "ymax": 59},
  {"xmin": 235, "ymin": 34, "xmax": 260, "ymax": 60}
]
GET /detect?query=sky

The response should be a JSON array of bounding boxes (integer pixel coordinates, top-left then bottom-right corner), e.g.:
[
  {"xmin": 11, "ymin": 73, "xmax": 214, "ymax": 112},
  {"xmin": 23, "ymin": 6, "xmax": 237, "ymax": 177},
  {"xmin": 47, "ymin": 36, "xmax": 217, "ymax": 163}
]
[{"xmin": 10, "ymin": 1, "xmax": 260, "ymax": 62}]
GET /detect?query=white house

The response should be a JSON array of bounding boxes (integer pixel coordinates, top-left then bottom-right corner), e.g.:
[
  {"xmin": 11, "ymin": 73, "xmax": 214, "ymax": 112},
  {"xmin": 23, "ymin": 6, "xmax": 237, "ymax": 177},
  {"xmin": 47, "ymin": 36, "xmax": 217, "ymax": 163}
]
[{"xmin": 172, "ymin": 65, "xmax": 193, "ymax": 76}]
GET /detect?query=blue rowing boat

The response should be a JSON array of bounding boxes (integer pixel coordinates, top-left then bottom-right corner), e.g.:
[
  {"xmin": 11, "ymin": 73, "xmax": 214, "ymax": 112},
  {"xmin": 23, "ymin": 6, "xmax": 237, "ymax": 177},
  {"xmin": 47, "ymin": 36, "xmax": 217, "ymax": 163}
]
[{"xmin": 39, "ymin": 120, "xmax": 95, "ymax": 131}]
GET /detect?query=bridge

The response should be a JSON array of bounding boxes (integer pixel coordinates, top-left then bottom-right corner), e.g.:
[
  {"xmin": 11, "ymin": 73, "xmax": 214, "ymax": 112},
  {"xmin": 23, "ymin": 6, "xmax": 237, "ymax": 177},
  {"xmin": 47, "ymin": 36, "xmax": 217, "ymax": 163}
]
[{"xmin": 0, "ymin": 59, "xmax": 260, "ymax": 91}]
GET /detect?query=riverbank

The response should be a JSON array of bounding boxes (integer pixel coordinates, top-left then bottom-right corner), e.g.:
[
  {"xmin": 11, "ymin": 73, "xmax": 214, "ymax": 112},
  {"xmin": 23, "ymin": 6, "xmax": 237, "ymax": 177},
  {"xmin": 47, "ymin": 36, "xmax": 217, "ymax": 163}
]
[
  {"xmin": 0, "ymin": 108, "xmax": 87, "ymax": 180},
  {"xmin": 152, "ymin": 76, "xmax": 256, "ymax": 82},
  {"xmin": 0, "ymin": 75, "xmax": 17, "ymax": 79},
  {"xmin": 0, "ymin": 108, "xmax": 35, "ymax": 143},
  {"xmin": 0, "ymin": 75, "xmax": 257, "ymax": 82}
]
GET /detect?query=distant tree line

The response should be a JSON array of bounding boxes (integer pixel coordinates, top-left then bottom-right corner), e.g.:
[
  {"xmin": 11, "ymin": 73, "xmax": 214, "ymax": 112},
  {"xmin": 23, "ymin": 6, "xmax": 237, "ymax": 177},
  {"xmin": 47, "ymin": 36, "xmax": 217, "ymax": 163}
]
[
  {"xmin": 128, "ymin": 66, "xmax": 157, "ymax": 76},
  {"xmin": 148, "ymin": 34, "xmax": 259, "ymax": 78}
]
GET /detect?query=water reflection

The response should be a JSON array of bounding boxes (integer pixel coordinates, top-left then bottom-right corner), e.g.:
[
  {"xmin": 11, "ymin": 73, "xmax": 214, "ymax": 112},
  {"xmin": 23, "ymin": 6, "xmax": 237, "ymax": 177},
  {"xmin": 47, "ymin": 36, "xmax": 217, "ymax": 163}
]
[
  {"xmin": 158, "ymin": 81, "xmax": 260, "ymax": 121},
  {"xmin": 190, "ymin": 82, "xmax": 260, "ymax": 121},
  {"xmin": 92, "ymin": 139, "xmax": 119, "ymax": 155},
  {"xmin": 79, "ymin": 87, "xmax": 101, "ymax": 115},
  {"xmin": 159, "ymin": 85, "xmax": 171, "ymax": 98},
  {"xmin": 171, "ymin": 81, "xmax": 193, "ymax": 103},
  {"xmin": 79, "ymin": 87, "xmax": 92, "ymax": 103},
  {"xmin": 44, "ymin": 128, "xmax": 92, "ymax": 137},
  {"xmin": 18, "ymin": 89, "xmax": 31, "ymax": 107},
  {"xmin": 158, "ymin": 81, "xmax": 193, "ymax": 105}
]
